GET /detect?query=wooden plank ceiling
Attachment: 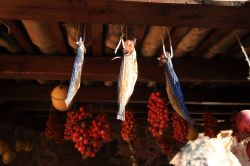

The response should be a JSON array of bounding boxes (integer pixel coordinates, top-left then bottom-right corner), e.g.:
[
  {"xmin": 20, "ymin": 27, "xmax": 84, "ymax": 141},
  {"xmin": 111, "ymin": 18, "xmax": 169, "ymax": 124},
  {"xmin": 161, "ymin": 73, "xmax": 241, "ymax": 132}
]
[{"xmin": 0, "ymin": 0, "xmax": 250, "ymax": 130}]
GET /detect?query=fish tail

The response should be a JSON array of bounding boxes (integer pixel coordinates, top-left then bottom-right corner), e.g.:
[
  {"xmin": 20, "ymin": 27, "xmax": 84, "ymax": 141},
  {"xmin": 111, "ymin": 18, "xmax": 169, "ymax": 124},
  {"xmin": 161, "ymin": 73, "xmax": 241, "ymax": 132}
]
[
  {"xmin": 187, "ymin": 117, "xmax": 194, "ymax": 125},
  {"xmin": 117, "ymin": 104, "xmax": 125, "ymax": 121},
  {"xmin": 176, "ymin": 110, "xmax": 194, "ymax": 125}
]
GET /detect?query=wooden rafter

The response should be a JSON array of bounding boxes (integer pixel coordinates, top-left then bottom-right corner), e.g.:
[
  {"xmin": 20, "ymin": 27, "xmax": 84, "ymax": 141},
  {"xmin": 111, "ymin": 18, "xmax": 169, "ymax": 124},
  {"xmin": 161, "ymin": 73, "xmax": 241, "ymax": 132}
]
[
  {"xmin": 191, "ymin": 29, "xmax": 230, "ymax": 57},
  {"xmin": 170, "ymin": 27, "xmax": 189, "ymax": 48},
  {"xmin": 3, "ymin": 20, "xmax": 35, "ymax": 53},
  {"xmin": 132, "ymin": 25, "xmax": 147, "ymax": 50},
  {"xmin": 91, "ymin": 24, "xmax": 103, "ymax": 56},
  {"xmin": 0, "ymin": 84, "xmax": 249, "ymax": 105},
  {"xmin": 0, "ymin": 1, "xmax": 249, "ymax": 28},
  {"xmin": 48, "ymin": 22, "xmax": 69, "ymax": 55},
  {"xmin": 0, "ymin": 55, "xmax": 249, "ymax": 82}
]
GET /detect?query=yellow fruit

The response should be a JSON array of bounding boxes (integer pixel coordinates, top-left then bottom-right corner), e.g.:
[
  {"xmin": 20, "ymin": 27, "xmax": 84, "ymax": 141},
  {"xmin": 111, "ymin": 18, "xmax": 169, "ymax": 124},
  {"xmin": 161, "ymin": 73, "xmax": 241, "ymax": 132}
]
[
  {"xmin": 24, "ymin": 142, "xmax": 33, "ymax": 152},
  {"xmin": 0, "ymin": 140, "xmax": 9, "ymax": 155},
  {"xmin": 51, "ymin": 85, "xmax": 72, "ymax": 111},
  {"xmin": 2, "ymin": 150, "xmax": 16, "ymax": 164},
  {"xmin": 15, "ymin": 140, "xmax": 26, "ymax": 152}
]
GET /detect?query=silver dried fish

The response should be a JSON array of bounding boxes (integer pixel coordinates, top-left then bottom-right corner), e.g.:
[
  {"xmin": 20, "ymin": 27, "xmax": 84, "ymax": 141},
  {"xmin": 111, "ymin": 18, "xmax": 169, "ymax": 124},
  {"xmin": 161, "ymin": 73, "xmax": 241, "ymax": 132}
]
[
  {"xmin": 65, "ymin": 37, "xmax": 86, "ymax": 106},
  {"xmin": 116, "ymin": 39, "xmax": 138, "ymax": 121}
]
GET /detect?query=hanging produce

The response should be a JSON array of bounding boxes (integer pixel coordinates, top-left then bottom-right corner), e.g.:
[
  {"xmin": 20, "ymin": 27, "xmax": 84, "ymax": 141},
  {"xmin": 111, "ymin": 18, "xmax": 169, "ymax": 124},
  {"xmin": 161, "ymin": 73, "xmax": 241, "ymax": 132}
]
[
  {"xmin": 51, "ymin": 85, "xmax": 70, "ymax": 111},
  {"xmin": 115, "ymin": 34, "xmax": 138, "ymax": 121},
  {"xmin": 64, "ymin": 106, "xmax": 112, "ymax": 158},
  {"xmin": 203, "ymin": 112, "xmax": 218, "ymax": 138},
  {"xmin": 0, "ymin": 140, "xmax": 9, "ymax": 155},
  {"xmin": 158, "ymin": 139, "xmax": 172, "ymax": 156},
  {"xmin": 121, "ymin": 111, "xmax": 137, "ymax": 142},
  {"xmin": 172, "ymin": 112, "xmax": 188, "ymax": 143},
  {"xmin": 15, "ymin": 140, "xmax": 26, "ymax": 152},
  {"xmin": 23, "ymin": 142, "xmax": 33, "ymax": 152},
  {"xmin": 15, "ymin": 140, "xmax": 33, "ymax": 153},
  {"xmin": 65, "ymin": 36, "xmax": 86, "ymax": 107},
  {"xmin": 2, "ymin": 150, "xmax": 16, "ymax": 165},
  {"xmin": 147, "ymin": 91, "xmax": 172, "ymax": 155},
  {"xmin": 235, "ymin": 110, "xmax": 250, "ymax": 134},
  {"xmin": 44, "ymin": 113, "xmax": 65, "ymax": 144},
  {"xmin": 157, "ymin": 28, "xmax": 193, "ymax": 125},
  {"xmin": 147, "ymin": 92, "xmax": 169, "ymax": 139}
]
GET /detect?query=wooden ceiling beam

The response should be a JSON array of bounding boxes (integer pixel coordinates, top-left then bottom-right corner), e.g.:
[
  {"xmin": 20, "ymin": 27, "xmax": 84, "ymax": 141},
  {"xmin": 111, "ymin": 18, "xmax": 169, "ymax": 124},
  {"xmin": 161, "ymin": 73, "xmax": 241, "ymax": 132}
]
[
  {"xmin": 91, "ymin": 24, "xmax": 103, "ymax": 56},
  {"xmin": 190, "ymin": 29, "xmax": 230, "ymax": 58},
  {"xmin": 2, "ymin": 20, "xmax": 35, "ymax": 53},
  {"xmin": 0, "ymin": 1, "xmax": 250, "ymax": 28},
  {"xmin": 48, "ymin": 22, "xmax": 69, "ymax": 55},
  {"xmin": 170, "ymin": 27, "xmax": 190, "ymax": 49},
  {"xmin": 132, "ymin": 25, "xmax": 147, "ymax": 51},
  {"xmin": 0, "ymin": 84, "xmax": 250, "ymax": 105},
  {"xmin": 0, "ymin": 55, "xmax": 249, "ymax": 82}
]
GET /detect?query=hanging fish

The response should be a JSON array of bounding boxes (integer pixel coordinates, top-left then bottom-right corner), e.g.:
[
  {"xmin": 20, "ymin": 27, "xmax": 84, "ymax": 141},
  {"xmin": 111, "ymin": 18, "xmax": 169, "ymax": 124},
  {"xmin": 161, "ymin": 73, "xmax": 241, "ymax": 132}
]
[
  {"xmin": 65, "ymin": 37, "xmax": 86, "ymax": 106},
  {"xmin": 115, "ymin": 37, "xmax": 138, "ymax": 121},
  {"xmin": 158, "ymin": 30, "xmax": 193, "ymax": 124}
]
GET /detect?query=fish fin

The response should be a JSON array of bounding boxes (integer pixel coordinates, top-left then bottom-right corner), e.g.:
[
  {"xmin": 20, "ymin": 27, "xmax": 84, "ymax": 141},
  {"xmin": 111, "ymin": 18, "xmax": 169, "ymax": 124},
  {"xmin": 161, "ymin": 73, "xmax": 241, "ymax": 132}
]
[
  {"xmin": 117, "ymin": 106, "xmax": 125, "ymax": 121},
  {"xmin": 117, "ymin": 113, "xmax": 125, "ymax": 121},
  {"xmin": 111, "ymin": 56, "xmax": 122, "ymax": 61},
  {"xmin": 132, "ymin": 50, "xmax": 137, "ymax": 62}
]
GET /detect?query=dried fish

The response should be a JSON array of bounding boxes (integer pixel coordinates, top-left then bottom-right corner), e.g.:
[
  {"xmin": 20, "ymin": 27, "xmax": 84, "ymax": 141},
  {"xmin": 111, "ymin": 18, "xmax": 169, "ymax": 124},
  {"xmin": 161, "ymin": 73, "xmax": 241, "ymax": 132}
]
[
  {"xmin": 65, "ymin": 37, "xmax": 86, "ymax": 106},
  {"xmin": 158, "ymin": 30, "xmax": 193, "ymax": 124},
  {"xmin": 115, "ymin": 38, "xmax": 138, "ymax": 121}
]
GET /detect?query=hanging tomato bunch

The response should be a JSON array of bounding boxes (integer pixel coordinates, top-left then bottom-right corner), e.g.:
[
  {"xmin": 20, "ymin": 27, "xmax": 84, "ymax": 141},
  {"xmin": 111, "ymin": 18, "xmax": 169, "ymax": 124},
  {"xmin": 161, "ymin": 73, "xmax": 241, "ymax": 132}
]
[
  {"xmin": 121, "ymin": 111, "xmax": 137, "ymax": 142},
  {"xmin": 44, "ymin": 113, "xmax": 65, "ymax": 144},
  {"xmin": 64, "ymin": 106, "xmax": 112, "ymax": 158},
  {"xmin": 203, "ymin": 112, "xmax": 218, "ymax": 138},
  {"xmin": 147, "ymin": 91, "xmax": 172, "ymax": 155},
  {"xmin": 172, "ymin": 112, "xmax": 188, "ymax": 143},
  {"xmin": 147, "ymin": 92, "xmax": 169, "ymax": 139},
  {"xmin": 158, "ymin": 139, "xmax": 172, "ymax": 155}
]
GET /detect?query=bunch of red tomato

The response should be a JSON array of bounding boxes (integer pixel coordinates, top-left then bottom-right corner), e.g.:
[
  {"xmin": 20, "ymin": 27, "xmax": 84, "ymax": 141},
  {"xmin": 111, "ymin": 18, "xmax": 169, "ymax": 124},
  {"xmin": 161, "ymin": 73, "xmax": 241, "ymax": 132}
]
[
  {"xmin": 172, "ymin": 112, "xmax": 188, "ymax": 143},
  {"xmin": 121, "ymin": 111, "xmax": 137, "ymax": 142},
  {"xmin": 147, "ymin": 92, "xmax": 172, "ymax": 155},
  {"xmin": 203, "ymin": 112, "xmax": 218, "ymax": 138},
  {"xmin": 158, "ymin": 139, "xmax": 172, "ymax": 155},
  {"xmin": 44, "ymin": 113, "xmax": 65, "ymax": 144},
  {"xmin": 64, "ymin": 106, "xmax": 112, "ymax": 158},
  {"xmin": 147, "ymin": 92, "xmax": 169, "ymax": 139}
]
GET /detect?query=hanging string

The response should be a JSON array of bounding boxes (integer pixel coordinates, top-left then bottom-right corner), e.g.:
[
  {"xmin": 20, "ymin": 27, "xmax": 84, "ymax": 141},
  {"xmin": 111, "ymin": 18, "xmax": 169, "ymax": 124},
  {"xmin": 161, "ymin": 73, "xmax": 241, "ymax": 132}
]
[
  {"xmin": 125, "ymin": 25, "xmax": 128, "ymax": 41},
  {"xmin": 59, "ymin": 80, "xmax": 64, "ymax": 87},
  {"xmin": 114, "ymin": 25, "xmax": 125, "ymax": 54},
  {"xmin": 236, "ymin": 36, "xmax": 250, "ymax": 80},
  {"xmin": 0, "ymin": 21, "xmax": 11, "ymax": 35},
  {"xmin": 100, "ymin": 104, "xmax": 104, "ymax": 115},
  {"xmin": 75, "ymin": 24, "xmax": 86, "ymax": 53},
  {"xmin": 160, "ymin": 27, "xmax": 167, "ymax": 58},
  {"xmin": 153, "ymin": 82, "xmax": 158, "ymax": 93},
  {"xmin": 167, "ymin": 27, "xmax": 173, "ymax": 58},
  {"xmin": 76, "ymin": 23, "xmax": 81, "ymax": 40},
  {"xmin": 120, "ymin": 25, "xmax": 124, "ymax": 37},
  {"xmin": 49, "ymin": 104, "xmax": 53, "ymax": 112},
  {"xmin": 161, "ymin": 27, "xmax": 173, "ymax": 59},
  {"xmin": 82, "ymin": 24, "xmax": 86, "ymax": 44}
]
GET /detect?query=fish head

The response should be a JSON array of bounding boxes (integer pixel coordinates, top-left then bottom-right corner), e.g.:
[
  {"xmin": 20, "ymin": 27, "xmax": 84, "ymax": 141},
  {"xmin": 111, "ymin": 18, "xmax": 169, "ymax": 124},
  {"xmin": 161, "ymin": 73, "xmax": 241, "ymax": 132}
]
[
  {"xmin": 157, "ymin": 52, "xmax": 170, "ymax": 65},
  {"xmin": 123, "ymin": 39, "xmax": 136, "ymax": 55},
  {"xmin": 76, "ymin": 37, "xmax": 86, "ymax": 53}
]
